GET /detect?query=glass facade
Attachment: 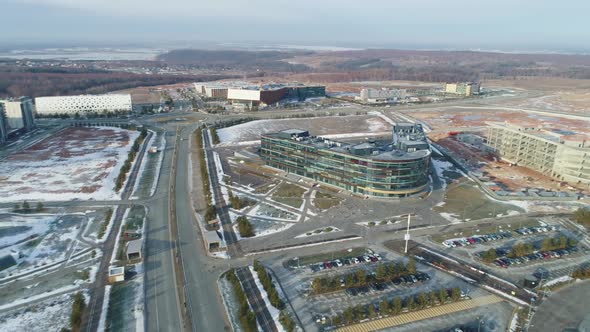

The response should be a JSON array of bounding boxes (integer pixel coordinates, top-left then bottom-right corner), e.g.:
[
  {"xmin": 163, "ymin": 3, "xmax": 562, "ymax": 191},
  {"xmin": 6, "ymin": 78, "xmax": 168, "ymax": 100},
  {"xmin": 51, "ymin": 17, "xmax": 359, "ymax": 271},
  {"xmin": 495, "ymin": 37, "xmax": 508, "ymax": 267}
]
[{"xmin": 260, "ymin": 135, "xmax": 431, "ymax": 198}]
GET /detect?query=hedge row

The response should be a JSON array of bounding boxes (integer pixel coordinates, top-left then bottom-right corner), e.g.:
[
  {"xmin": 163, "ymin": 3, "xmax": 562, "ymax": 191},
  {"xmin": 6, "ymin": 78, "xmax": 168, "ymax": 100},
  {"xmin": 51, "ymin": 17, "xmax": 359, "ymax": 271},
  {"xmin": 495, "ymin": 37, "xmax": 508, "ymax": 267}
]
[
  {"xmin": 115, "ymin": 128, "xmax": 148, "ymax": 191},
  {"xmin": 226, "ymin": 269, "xmax": 257, "ymax": 332}
]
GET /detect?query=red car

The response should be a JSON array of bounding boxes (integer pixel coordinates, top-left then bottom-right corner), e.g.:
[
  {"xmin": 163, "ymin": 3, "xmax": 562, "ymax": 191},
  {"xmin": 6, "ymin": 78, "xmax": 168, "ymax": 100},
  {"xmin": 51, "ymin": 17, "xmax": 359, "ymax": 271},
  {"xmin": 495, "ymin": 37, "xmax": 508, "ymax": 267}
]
[{"xmin": 323, "ymin": 262, "xmax": 332, "ymax": 269}]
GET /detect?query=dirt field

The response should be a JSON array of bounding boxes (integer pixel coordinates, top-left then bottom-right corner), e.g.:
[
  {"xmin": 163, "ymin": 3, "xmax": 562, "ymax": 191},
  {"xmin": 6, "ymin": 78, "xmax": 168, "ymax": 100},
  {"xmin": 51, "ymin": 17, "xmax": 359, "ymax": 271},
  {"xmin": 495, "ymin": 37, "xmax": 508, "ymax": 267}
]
[
  {"xmin": 0, "ymin": 126, "xmax": 138, "ymax": 202},
  {"xmin": 432, "ymin": 135, "xmax": 561, "ymax": 192},
  {"xmin": 409, "ymin": 106, "xmax": 590, "ymax": 134},
  {"xmin": 113, "ymin": 82, "xmax": 193, "ymax": 104}
]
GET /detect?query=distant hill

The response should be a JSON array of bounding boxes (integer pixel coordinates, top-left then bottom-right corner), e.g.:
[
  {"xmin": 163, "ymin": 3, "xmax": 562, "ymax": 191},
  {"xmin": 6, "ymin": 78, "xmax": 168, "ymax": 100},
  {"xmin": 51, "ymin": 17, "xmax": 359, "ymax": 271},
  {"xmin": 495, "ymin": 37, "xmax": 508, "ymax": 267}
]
[{"xmin": 156, "ymin": 49, "xmax": 311, "ymax": 72}]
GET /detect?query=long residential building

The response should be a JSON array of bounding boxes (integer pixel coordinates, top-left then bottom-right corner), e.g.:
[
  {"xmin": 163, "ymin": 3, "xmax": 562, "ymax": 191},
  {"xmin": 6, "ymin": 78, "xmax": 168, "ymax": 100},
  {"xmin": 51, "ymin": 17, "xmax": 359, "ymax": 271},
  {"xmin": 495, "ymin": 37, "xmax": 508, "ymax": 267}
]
[
  {"xmin": 486, "ymin": 121, "xmax": 590, "ymax": 188},
  {"xmin": 359, "ymin": 88, "xmax": 407, "ymax": 103},
  {"xmin": 260, "ymin": 124, "xmax": 431, "ymax": 198},
  {"xmin": 35, "ymin": 94, "xmax": 132, "ymax": 115}
]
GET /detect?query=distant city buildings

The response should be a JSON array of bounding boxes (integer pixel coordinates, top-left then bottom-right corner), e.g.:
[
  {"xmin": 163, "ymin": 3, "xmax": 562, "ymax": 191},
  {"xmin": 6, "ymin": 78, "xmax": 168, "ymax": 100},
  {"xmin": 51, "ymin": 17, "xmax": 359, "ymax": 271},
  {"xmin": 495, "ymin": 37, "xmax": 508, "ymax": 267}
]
[
  {"xmin": 444, "ymin": 82, "xmax": 481, "ymax": 96},
  {"xmin": 194, "ymin": 82, "xmax": 325, "ymax": 110},
  {"xmin": 0, "ymin": 97, "xmax": 36, "ymax": 144},
  {"xmin": 486, "ymin": 121, "xmax": 590, "ymax": 188},
  {"xmin": 35, "ymin": 94, "xmax": 132, "ymax": 115},
  {"xmin": 260, "ymin": 123, "xmax": 431, "ymax": 198}
]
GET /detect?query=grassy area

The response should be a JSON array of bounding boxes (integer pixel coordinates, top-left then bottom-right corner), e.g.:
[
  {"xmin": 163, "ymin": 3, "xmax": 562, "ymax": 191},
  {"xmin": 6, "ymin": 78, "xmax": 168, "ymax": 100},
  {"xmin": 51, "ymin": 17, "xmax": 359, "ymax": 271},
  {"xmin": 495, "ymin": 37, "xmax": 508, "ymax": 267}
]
[
  {"xmin": 430, "ymin": 218, "xmax": 541, "ymax": 244},
  {"xmin": 284, "ymin": 247, "xmax": 368, "ymax": 268},
  {"xmin": 313, "ymin": 191, "xmax": 343, "ymax": 210},
  {"xmin": 272, "ymin": 183, "xmax": 306, "ymax": 208},
  {"xmin": 253, "ymin": 180, "xmax": 280, "ymax": 194},
  {"xmin": 125, "ymin": 206, "xmax": 145, "ymax": 231},
  {"xmin": 434, "ymin": 178, "xmax": 525, "ymax": 220},
  {"xmin": 106, "ymin": 282, "xmax": 135, "ymax": 331}
]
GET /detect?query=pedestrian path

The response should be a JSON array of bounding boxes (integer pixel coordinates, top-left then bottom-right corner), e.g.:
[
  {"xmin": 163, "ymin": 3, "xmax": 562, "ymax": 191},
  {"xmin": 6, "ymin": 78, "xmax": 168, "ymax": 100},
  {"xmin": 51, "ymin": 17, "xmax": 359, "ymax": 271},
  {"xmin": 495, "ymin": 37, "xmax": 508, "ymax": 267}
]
[{"xmin": 337, "ymin": 295, "xmax": 502, "ymax": 332}]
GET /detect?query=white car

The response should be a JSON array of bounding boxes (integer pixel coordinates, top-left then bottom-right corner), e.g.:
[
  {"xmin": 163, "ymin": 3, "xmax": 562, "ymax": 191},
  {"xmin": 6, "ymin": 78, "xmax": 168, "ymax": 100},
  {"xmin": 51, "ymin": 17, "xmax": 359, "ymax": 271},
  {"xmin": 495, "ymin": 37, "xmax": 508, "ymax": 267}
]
[
  {"xmin": 352, "ymin": 257, "xmax": 360, "ymax": 264},
  {"xmin": 363, "ymin": 255, "xmax": 371, "ymax": 263},
  {"xmin": 334, "ymin": 259, "xmax": 343, "ymax": 267},
  {"xmin": 374, "ymin": 253, "xmax": 383, "ymax": 261}
]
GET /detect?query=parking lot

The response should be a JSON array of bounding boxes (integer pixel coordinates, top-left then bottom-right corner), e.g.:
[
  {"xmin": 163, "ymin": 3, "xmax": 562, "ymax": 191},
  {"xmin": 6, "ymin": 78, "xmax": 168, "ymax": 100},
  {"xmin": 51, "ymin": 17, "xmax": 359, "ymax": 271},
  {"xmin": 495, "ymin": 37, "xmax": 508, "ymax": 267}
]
[{"xmin": 267, "ymin": 245, "xmax": 481, "ymax": 331}]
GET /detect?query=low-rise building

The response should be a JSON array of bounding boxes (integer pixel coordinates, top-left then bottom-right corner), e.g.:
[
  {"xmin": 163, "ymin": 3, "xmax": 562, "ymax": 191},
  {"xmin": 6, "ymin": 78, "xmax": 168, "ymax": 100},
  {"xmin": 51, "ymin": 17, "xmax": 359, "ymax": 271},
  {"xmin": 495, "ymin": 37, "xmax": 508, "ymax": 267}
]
[
  {"xmin": 358, "ymin": 88, "xmax": 407, "ymax": 103},
  {"xmin": 204, "ymin": 230, "xmax": 221, "ymax": 251},
  {"xmin": 35, "ymin": 94, "xmax": 132, "ymax": 116},
  {"xmin": 108, "ymin": 266, "xmax": 125, "ymax": 283},
  {"xmin": 486, "ymin": 121, "xmax": 590, "ymax": 188},
  {"xmin": 126, "ymin": 239, "xmax": 143, "ymax": 260},
  {"xmin": 444, "ymin": 82, "xmax": 480, "ymax": 96}
]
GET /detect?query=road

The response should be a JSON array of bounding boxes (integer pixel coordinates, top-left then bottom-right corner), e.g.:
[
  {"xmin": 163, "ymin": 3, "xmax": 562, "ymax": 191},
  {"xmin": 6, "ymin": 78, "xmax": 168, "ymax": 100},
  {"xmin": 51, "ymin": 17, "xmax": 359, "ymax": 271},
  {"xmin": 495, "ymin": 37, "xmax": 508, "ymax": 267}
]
[
  {"xmin": 173, "ymin": 125, "xmax": 228, "ymax": 331},
  {"xmin": 235, "ymin": 267, "xmax": 278, "ymax": 332},
  {"xmin": 201, "ymin": 127, "xmax": 240, "ymax": 256}
]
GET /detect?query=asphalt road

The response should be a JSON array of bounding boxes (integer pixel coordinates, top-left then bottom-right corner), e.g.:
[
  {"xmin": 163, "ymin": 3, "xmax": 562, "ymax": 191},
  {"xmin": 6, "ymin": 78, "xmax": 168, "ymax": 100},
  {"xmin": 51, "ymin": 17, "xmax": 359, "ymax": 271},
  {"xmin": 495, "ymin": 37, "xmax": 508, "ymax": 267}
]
[
  {"xmin": 235, "ymin": 267, "xmax": 278, "ymax": 332},
  {"xmin": 173, "ymin": 125, "xmax": 228, "ymax": 331}
]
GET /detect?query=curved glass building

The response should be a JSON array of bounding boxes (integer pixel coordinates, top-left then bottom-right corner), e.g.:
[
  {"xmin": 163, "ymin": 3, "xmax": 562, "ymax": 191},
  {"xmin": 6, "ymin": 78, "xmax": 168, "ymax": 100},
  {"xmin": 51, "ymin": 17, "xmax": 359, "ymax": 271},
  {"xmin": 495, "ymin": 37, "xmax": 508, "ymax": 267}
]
[{"xmin": 260, "ymin": 124, "xmax": 431, "ymax": 198}]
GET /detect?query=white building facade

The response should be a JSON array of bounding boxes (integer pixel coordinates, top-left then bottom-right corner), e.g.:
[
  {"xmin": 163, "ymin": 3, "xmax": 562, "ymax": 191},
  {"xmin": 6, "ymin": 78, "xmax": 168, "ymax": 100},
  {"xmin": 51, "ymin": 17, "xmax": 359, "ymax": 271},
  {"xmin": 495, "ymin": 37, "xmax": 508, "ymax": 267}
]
[
  {"xmin": 0, "ymin": 97, "xmax": 35, "ymax": 133},
  {"xmin": 35, "ymin": 94, "xmax": 132, "ymax": 115}
]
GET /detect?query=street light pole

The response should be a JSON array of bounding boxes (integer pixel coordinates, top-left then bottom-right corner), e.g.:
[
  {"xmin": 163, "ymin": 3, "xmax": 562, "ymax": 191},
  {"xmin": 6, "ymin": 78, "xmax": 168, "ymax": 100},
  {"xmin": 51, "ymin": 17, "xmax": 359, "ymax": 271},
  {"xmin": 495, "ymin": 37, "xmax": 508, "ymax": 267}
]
[{"xmin": 404, "ymin": 214, "xmax": 411, "ymax": 254}]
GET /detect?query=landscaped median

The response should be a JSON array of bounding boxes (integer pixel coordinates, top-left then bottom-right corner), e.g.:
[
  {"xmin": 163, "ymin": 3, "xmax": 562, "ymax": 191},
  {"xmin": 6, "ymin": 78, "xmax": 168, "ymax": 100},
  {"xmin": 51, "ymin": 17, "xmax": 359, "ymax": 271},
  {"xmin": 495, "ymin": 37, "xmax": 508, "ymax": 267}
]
[{"xmin": 335, "ymin": 294, "xmax": 502, "ymax": 332}]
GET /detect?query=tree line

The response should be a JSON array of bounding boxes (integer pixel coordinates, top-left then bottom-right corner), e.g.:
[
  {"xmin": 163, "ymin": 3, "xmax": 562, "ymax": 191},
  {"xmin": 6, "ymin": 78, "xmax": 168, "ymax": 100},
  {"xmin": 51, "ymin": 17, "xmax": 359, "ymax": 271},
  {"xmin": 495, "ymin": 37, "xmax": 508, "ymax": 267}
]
[
  {"xmin": 115, "ymin": 128, "xmax": 148, "ymax": 191},
  {"xmin": 226, "ymin": 269, "xmax": 257, "ymax": 332},
  {"xmin": 195, "ymin": 128, "xmax": 216, "ymax": 222},
  {"xmin": 329, "ymin": 287, "xmax": 463, "ymax": 328},
  {"xmin": 237, "ymin": 216, "xmax": 255, "ymax": 238}
]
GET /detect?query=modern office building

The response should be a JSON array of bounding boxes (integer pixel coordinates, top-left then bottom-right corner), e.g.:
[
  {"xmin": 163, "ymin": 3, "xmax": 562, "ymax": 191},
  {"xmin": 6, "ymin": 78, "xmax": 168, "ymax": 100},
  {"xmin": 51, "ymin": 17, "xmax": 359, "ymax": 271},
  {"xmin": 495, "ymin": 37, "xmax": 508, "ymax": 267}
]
[
  {"xmin": 260, "ymin": 124, "xmax": 431, "ymax": 198},
  {"xmin": 486, "ymin": 121, "xmax": 590, "ymax": 188},
  {"xmin": 35, "ymin": 94, "xmax": 132, "ymax": 115},
  {"xmin": 443, "ymin": 82, "xmax": 481, "ymax": 96},
  {"xmin": 359, "ymin": 88, "xmax": 407, "ymax": 103},
  {"xmin": 194, "ymin": 83, "xmax": 229, "ymax": 98},
  {"xmin": 227, "ymin": 84, "xmax": 325, "ymax": 109}
]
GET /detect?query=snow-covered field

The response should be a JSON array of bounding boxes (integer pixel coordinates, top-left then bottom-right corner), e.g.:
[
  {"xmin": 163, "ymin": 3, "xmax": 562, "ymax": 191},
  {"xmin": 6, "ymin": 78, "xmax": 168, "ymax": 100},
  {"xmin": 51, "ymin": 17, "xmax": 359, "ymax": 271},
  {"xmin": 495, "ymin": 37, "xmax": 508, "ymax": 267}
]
[
  {"xmin": 0, "ymin": 126, "xmax": 139, "ymax": 202},
  {"xmin": 216, "ymin": 115, "xmax": 391, "ymax": 145},
  {"xmin": 0, "ymin": 214, "xmax": 55, "ymax": 248},
  {"xmin": 0, "ymin": 293, "xmax": 74, "ymax": 332}
]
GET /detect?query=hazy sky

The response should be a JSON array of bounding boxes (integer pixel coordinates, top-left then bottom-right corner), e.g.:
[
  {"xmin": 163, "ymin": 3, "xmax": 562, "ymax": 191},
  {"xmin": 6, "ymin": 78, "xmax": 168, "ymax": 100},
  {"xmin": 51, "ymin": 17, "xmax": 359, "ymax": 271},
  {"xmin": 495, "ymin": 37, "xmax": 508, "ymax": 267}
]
[{"xmin": 3, "ymin": 0, "xmax": 590, "ymax": 51}]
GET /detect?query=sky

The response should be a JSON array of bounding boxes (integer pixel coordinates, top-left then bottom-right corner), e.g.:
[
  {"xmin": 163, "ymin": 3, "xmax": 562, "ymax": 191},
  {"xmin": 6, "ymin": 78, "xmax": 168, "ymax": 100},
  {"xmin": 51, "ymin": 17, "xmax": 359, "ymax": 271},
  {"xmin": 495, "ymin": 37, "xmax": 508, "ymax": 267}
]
[{"xmin": 2, "ymin": 0, "xmax": 590, "ymax": 52}]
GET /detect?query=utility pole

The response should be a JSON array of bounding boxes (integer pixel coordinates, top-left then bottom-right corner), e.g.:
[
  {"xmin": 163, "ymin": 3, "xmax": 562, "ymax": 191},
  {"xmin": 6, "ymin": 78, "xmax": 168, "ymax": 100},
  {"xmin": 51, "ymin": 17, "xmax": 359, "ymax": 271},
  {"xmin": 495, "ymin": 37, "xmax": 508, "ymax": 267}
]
[{"xmin": 404, "ymin": 214, "xmax": 411, "ymax": 254}]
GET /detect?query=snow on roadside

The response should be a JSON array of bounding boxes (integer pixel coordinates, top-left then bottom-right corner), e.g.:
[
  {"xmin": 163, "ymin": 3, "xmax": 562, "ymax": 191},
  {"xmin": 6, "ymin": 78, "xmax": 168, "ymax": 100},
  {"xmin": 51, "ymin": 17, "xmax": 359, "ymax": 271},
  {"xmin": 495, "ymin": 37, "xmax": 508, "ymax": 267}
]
[
  {"xmin": 368, "ymin": 111, "xmax": 396, "ymax": 126},
  {"xmin": 130, "ymin": 131, "xmax": 155, "ymax": 199},
  {"xmin": 93, "ymin": 206, "xmax": 118, "ymax": 244},
  {"xmin": 97, "ymin": 285, "xmax": 111, "ymax": 332},
  {"xmin": 508, "ymin": 308, "xmax": 521, "ymax": 332},
  {"xmin": 213, "ymin": 151, "xmax": 230, "ymax": 203},
  {"xmin": 431, "ymin": 158, "xmax": 455, "ymax": 188},
  {"xmin": 544, "ymin": 275, "xmax": 573, "ymax": 287},
  {"xmin": 149, "ymin": 135, "xmax": 166, "ymax": 196},
  {"xmin": 248, "ymin": 266, "xmax": 285, "ymax": 332}
]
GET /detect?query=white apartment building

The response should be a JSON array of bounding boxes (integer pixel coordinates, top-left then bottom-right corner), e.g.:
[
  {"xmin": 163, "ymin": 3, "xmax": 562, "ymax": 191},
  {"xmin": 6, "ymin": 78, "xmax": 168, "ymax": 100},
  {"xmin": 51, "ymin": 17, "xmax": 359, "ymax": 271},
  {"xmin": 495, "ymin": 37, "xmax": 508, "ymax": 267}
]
[
  {"xmin": 486, "ymin": 121, "xmax": 590, "ymax": 188},
  {"xmin": 35, "ymin": 94, "xmax": 132, "ymax": 115},
  {"xmin": 443, "ymin": 82, "xmax": 480, "ymax": 96},
  {"xmin": 0, "ymin": 97, "xmax": 35, "ymax": 132}
]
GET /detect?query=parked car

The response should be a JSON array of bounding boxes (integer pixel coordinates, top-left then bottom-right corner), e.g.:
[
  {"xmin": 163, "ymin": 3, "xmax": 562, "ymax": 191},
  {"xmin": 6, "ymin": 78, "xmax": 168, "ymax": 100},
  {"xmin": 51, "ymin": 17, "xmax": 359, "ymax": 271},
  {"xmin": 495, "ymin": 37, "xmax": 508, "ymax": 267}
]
[
  {"xmin": 352, "ymin": 257, "xmax": 360, "ymax": 264},
  {"xmin": 334, "ymin": 259, "xmax": 343, "ymax": 267}
]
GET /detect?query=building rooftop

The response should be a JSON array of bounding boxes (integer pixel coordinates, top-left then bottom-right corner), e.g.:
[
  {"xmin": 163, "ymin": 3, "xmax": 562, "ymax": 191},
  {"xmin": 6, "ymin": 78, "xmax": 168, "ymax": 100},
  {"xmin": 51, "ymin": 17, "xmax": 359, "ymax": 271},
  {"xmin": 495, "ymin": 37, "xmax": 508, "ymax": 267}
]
[
  {"xmin": 109, "ymin": 266, "xmax": 124, "ymax": 276},
  {"xmin": 126, "ymin": 239, "xmax": 142, "ymax": 254},
  {"xmin": 488, "ymin": 121, "xmax": 589, "ymax": 147},
  {"xmin": 204, "ymin": 231, "xmax": 220, "ymax": 244},
  {"xmin": 264, "ymin": 126, "xmax": 430, "ymax": 161}
]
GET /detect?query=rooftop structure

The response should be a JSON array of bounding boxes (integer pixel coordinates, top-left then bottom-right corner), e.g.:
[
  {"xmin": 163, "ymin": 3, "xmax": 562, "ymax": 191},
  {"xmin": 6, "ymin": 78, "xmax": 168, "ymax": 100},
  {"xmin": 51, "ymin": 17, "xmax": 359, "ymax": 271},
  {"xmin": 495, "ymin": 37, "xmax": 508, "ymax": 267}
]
[
  {"xmin": 35, "ymin": 94, "xmax": 132, "ymax": 115},
  {"xmin": 204, "ymin": 231, "xmax": 222, "ymax": 251},
  {"xmin": 486, "ymin": 121, "xmax": 590, "ymax": 188},
  {"xmin": 108, "ymin": 266, "xmax": 125, "ymax": 283},
  {"xmin": 260, "ymin": 123, "xmax": 431, "ymax": 198}
]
